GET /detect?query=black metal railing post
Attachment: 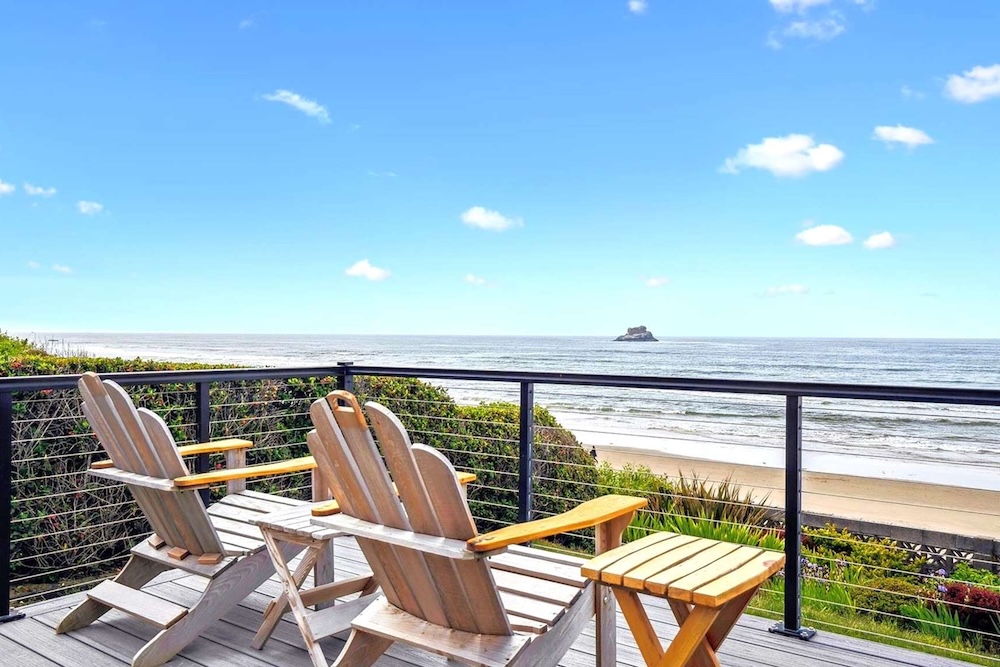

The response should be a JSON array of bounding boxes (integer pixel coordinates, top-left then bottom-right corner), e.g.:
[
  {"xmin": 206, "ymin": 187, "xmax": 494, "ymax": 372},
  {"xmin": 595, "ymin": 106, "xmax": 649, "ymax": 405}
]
[
  {"xmin": 518, "ymin": 381, "xmax": 534, "ymax": 523},
  {"xmin": 194, "ymin": 382, "xmax": 211, "ymax": 506},
  {"xmin": 1, "ymin": 391, "xmax": 25, "ymax": 623},
  {"xmin": 337, "ymin": 362, "xmax": 355, "ymax": 394},
  {"xmin": 770, "ymin": 394, "xmax": 816, "ymax": 639}
]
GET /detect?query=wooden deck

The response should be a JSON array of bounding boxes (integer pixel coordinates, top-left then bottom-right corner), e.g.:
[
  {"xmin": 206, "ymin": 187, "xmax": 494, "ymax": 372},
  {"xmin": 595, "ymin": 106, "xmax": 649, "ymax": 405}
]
[{"xmin": 1, "ymin": 537, "xmax": 970, "ymax": 667}]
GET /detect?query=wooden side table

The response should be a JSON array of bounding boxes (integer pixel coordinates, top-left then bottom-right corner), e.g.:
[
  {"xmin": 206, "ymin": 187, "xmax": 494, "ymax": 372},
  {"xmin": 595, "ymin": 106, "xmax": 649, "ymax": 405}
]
[
  {"xmin": 252, "ymin": 503, "xmax": 378, "ymax": 667},
  {"xmin": 582, "ymin": 531, "xmax": 785, "ymax": 667}
]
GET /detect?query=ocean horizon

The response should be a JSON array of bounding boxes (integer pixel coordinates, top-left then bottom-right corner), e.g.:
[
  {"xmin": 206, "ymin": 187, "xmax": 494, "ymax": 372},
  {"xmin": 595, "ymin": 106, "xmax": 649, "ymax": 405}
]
[{"xmin": 22, "ymin": 332, "xmax": 1000, "ymax": 491}]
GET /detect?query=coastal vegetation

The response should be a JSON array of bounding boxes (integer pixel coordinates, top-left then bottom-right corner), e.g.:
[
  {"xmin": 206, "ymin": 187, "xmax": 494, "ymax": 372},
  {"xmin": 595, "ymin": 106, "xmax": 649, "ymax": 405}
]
[{"xmin": 2, "ymin": 331, "xmax": 998, "ymax": 663}]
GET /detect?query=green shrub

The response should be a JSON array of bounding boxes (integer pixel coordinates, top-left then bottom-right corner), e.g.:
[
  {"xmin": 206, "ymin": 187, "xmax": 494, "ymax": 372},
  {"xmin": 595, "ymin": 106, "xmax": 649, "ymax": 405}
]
[
  {"xmin": 631, "ymin": 511, "xmax": 784, "ymax": 550},
  {"xmin": 616, "ymin": 473, "xmax": 783, "ymax": 550},
  {"xmin": 669, "ymin": 473, "xmax": 777, "ymax": 528},
  {"xmin": 851, "ymin": 576, "xmax": 927, "ymax": 617},
  {"xmin": 949, "ymin": 562, "xmax": 1000, "ymax": 591},
  {"xmin": 805, "ymin": 524, "xmax": 925, "ymax": 574},
  {"xmin": 764, "ymin": 573, "xmax": 855, "ymax": 614},
  {"xmin": 597, "ymin": 462, "xmax": 673, "ymax": 514},
  {"xmin": 900, "ymin": 603, "xmax": 964, "ymax": 642},
  {"xmin": 0, "ymin": 332, "xmax": 46, "ymax": 358}
]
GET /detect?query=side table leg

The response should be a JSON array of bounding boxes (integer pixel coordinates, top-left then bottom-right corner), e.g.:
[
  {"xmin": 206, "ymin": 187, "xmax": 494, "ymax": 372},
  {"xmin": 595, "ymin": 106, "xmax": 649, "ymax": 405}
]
[
  {"xmin": 613, "ymin": 588, "xmax": 664, "ymax": 667},
  {"xmin": 667, "ymin": 600, "xmax": 720, "ymax": 667},
  {"xmin": 253, "ymin": 532, "xmax": 321, "ymax": 650},
  {"xmin": 706, "ymin": 588, "xmax": 757, "ymax": 651},
  {"xmin": 658, "ymin": 606, "xmax": 720, "ymax": 667}
]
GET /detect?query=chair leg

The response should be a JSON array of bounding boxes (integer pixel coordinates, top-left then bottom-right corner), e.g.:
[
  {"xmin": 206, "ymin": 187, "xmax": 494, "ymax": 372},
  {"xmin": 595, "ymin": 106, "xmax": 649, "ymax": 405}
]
[
  {"xmin": 331, "ymin": 629, "xmax": 392, "ymax": 667},
  {"xmin": 56, "ymin": 555, "xmax": 168, "ymax": 634},
  {"xmin": 595, "ymin": 583, "xmax": 617, "ymax": 667},
  {"xmin": 131, "ymin": 542, "xmax": 303, "ymax": 667}
]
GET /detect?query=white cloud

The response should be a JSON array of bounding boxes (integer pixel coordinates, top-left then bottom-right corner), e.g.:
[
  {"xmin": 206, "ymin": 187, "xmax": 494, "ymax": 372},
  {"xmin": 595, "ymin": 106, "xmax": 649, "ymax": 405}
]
[
  {"xmin": 783, "ymin": 16, "xmax": 845, "ymax": 41},
  {"xmin": 460, "ymin": 206, "xmax": 523, "ymax": 232},
  {"xmin": 239, "ymin": 18, "xmax": 254, "ymax": 29},
  {"xmin": 0, "ymin": 179, "xmax": 15, "ymax": 196},
  {"xmin": 770, "ymin": 0, "xmax": 833, "ymax": 12},
  {"xmin": 628, "ymin": 0, "xmax": 648, "ymax": 14},
  {"xmin": 24, "ymin": 183, "xmax": 56, "ymax": 197},
  {"xmin": 873, "ymin": 125, "xmax": 933, "ymax": 148},
  {"xmin": 768, "ymin": 284, "xmax": 809, "ymax": 295},
  {"xmin": 52, "ymin": 264, "xmax": 73, "ymax": 274},
  {"xmin": 261, "ymin": 89, "xmax": 330, "ymax": 123},
  {"xmin": 464, "ymin": 274, "xmax": 486, "ymax": 286},
  {"xmin": 27, "ymin": 261, "xmax": 41, "ymax": 270},
  {"xmin": 944, "ymin": 64, "xmax": 1000, "ymax": 104},
  {"xmin": 345, "ymin": 259, "xmax": 390, "ymax": 281},
  {"xmin": 863, "ymin": 231, "xmax": 896, "ymax": 249},
  {"xmin": 645, "ymin": 277, "xmax": 669, "ymax": 288},
  {"xmin": 796, "ymin": 223, "xmax": 853, "ymax": 246},
  {"xmin": 900, "ymin": 85, "xmax": 925, "ymax": 100},
  {"xmin": 720, "ymin": 134, "xmax": 844, "ymax": 177},
  {"xmin": 77, "ymin": 200, "xmax": 104, "ymax": 215},
  {"xmin": 367, "ymin": 170, "xmax": 397, "ymax": 178}
]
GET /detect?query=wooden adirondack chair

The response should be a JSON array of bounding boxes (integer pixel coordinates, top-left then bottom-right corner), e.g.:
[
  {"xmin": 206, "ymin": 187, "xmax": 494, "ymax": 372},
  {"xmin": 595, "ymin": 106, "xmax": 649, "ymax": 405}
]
[
  {"xmin": 307, "ymin": 390, "xmax": 647, "ymax": 667},
  {"xmin": 55, "ymin": 372, "xmax": 323, "ymax": 667}
]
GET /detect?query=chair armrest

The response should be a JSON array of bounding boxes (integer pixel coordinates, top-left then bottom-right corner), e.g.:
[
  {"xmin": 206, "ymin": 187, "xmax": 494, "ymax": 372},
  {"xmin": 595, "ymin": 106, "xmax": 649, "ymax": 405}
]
[
  {"xmin": 310, "ymin": 471, "xmax": 479, "ymax": 517},
  {"xmin": 89, "ymin": 465, "xmax": 177, "ymax": 491},
  {"xmin": 91, "ymin": 438, "xmax": 254, "ymax": 470},
  {"xmin": 466, "ymin": 494, "xmax": 647, "ymax": 553},
  {"xmin": 172, "ymin": 456, "xmax": 317, "ymax": 489},
  {"xmin": 312, "ymin": 513, "xmax": 504, "ymax": 560},
  {"xmin": 176, "ymin": 438, "xmax": 254, "ymax": 457}
]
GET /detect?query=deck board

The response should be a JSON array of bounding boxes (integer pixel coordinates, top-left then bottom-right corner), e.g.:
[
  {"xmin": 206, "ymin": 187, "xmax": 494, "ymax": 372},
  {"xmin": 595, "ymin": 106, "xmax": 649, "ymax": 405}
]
[{"xmin": 2, "ymin": 537, "xmax": 976, "ymax": 667}]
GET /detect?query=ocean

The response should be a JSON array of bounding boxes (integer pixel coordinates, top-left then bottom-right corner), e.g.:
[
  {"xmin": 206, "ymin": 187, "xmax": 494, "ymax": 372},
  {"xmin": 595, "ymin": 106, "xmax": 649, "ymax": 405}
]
[{"xmin": 34, "ymin": 333, "xmax": 1000, "ymax": 490}]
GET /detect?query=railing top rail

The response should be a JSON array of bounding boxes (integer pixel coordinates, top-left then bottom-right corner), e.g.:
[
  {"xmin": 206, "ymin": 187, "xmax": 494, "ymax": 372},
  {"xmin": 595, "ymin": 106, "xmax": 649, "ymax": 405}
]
[{"xmin": 1, "ymin": 364, "xmax": 999, "ymax": 405}]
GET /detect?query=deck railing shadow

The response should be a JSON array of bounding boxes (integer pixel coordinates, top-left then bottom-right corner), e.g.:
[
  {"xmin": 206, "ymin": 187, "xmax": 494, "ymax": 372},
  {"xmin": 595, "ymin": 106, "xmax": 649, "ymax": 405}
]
[{"xmin": 1, "ymin": 364, "xmax": 999, "ymax": 664}]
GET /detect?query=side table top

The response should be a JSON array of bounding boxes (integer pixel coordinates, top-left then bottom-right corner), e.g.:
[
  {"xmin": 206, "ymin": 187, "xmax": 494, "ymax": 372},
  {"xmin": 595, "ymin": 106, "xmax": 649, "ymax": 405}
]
[
  {"xmin": 582, "ymin": 531, "xmax": 785, "ymax": 608},
  {"xmin": 254, "ymin": 502, "xmax": 342, "ymax": 541}
]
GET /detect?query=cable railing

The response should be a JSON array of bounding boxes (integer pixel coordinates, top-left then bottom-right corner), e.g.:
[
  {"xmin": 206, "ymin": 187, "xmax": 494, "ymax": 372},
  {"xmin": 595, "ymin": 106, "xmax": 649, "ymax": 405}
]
[{"xmin": 2, "ymin": 363, "xmax": 1000, "ymax": 663}]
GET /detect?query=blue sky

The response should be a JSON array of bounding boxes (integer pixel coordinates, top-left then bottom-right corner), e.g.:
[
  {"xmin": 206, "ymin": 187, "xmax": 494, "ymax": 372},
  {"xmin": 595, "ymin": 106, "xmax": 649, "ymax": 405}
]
[{"xmin": 1, "ymin": 1, "xmax": 999, "ymax": 337}]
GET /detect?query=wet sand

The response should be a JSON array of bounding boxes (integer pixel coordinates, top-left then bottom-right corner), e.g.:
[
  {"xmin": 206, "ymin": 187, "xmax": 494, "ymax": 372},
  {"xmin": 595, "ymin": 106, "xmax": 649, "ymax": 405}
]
[{"xmin": 595, "ymin": 445, "xmax": 1000, "ymax": 541}]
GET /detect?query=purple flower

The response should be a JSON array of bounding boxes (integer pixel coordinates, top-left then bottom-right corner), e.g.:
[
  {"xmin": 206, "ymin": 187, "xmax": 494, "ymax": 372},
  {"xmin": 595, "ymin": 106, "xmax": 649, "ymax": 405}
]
[
  {"xmin": 937, "ymin": 584, "xmax": 948, "ymax": 593},
  {"xmin": 936, "ymin": 568, "xmax": 948, "ymax": 577}
]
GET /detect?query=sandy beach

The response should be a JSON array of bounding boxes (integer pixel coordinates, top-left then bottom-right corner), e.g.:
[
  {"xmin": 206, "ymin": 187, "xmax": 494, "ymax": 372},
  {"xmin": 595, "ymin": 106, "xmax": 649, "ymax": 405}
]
[{"xmin": 595, "ymin": 445, "xmax": 1000, "ymax": 542}]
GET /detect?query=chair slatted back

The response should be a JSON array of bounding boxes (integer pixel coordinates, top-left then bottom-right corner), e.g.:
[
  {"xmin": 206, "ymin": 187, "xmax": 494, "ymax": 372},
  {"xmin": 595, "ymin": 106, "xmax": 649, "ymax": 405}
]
[
  {"xmin": 79, "ymin": 372, "xmax": 224, "ymax": 556},
  {"xmin": 308, "ymin": 392, "xmax": 511, "ymax": 635}
]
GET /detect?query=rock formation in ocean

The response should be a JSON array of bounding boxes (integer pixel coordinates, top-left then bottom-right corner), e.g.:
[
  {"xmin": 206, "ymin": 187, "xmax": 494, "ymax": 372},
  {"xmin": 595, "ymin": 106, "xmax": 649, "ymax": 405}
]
[{"xmin": 614, "ymin": 325, "xmax": 658, "ymax": 342}]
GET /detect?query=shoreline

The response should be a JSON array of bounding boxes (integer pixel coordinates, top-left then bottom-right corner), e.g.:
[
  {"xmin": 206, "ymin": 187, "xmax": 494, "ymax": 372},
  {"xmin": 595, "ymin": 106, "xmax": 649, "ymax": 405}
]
[
  {"xmin": 552, "ymin": 411, "xmax": 1000, "ymax": 493},
  {"xmin": 595, "ymin": 444, "xmax": 1000, "ymax": 541}
]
